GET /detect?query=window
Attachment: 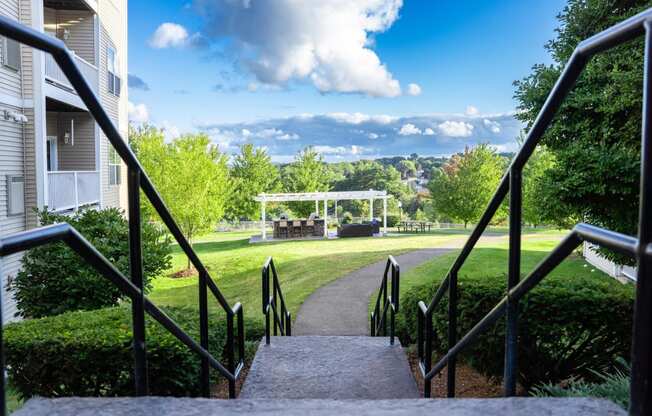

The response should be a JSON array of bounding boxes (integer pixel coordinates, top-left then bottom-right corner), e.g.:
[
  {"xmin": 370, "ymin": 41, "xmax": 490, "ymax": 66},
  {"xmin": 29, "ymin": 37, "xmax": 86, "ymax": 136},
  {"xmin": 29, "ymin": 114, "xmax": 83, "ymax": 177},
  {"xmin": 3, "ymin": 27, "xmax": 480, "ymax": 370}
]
[
  {"xmin": 108, "ymin": 147, "xmax": 121, "ymax": 185},
  {"xmin": 3, "ymin": 37, "xmax": 20, "ymax": 71},
  {"xmin": 107, "ymin": 47, "xmax": 121, "ymax": 96},
  {"xmin": 7, "ymin": 175, "xmax": 24, "ymax": 216}
]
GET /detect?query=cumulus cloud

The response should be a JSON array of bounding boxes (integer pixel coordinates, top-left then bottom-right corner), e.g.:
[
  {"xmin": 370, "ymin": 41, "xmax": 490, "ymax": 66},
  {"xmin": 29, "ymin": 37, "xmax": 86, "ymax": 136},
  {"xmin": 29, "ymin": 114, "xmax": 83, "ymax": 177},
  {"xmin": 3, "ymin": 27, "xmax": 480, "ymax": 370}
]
[
  {"xmin": 423, "ymin": 127, "xmax": 435, "ymax": 135},
  {"xmin": 128, "ymin": 74, "xmax": 150, "ymax": 91},
  {"xmin": 326, "ymin": 112, "xmax": 398, "ymax": 125},
  {"xmin": 314, "ymin": 145, "xmax": 369, "ymax": 155},
  {"xmin": 128, "ymin": 101, "xmax": 149, "ymax": 123},
  {"xmin": 149, "ymin": 23, "xmax": 205, "ymax": 49},
  {"xmin": 194, "ymin": 0, "xmax": 404, "ymax": 97},
  {"xmin": 407, "ymin": 83, "xmax": 422, "ymax": 96},
  {"xmin": 438, "ymin": 121, "xmax": 474, "ymax": 137},
  {"xmin": 398, "ymin": 123, "xmax": 422, "ymax": 136},
  {"xmin": 483, "ymin": 119, "xmax": 501, "ymax": 134},
  {"xmin": 465, "ymin": 105, "xmax": 480, "ymax": 116},
  {"xmin": 368, "ymin": 132, "xmax": 379, "ymax": 139}
]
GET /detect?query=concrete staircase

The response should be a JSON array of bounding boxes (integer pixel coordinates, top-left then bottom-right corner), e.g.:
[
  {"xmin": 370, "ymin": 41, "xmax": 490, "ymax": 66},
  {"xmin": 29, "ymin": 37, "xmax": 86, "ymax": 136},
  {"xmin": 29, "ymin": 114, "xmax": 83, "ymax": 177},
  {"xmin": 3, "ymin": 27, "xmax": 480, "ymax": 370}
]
[
  {"xmin": 240, "ymin": 336, "xmax": 418, "ymax": 399},
  {"xmin": 16, "ymin": 335, "xmax": 627, "ymax": 415}
]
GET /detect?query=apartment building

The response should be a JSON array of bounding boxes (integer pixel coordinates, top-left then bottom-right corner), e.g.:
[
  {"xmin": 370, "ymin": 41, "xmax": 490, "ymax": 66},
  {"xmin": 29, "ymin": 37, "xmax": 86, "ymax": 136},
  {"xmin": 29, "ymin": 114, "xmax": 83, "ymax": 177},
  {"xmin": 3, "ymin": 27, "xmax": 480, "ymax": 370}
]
[{"xmin": 0, "ymin": 0, "xmax": 128, "ymax": 322}]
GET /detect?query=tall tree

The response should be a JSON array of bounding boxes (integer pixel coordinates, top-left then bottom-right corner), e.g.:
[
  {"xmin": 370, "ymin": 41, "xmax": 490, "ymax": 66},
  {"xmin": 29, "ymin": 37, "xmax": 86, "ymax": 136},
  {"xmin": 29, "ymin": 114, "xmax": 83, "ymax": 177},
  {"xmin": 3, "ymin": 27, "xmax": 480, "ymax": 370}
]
[
  {"xmin": 228, "ymin": 144, "xmax": 280, "ymax": 220},
  {"xmin": 428, "ymin": 144, "xmax": 505, "ymax": 228},
  {"xmin": 283, "ymin": 147, "xmax": 330, "ymax": 217},
  {"xmin": 397, "ymin": 159, "xmax": 417, "ymax": 179},
  {"xmin": 514, "ymin": 0, "xmax": 648, "ymax": 246},
  {"xmin": 522, "ymin": 147, "xmax": 556, "ymax": 227},
  {"xmin": 130, "ymin": 127, "xmax": 230, "ymax": 269}
]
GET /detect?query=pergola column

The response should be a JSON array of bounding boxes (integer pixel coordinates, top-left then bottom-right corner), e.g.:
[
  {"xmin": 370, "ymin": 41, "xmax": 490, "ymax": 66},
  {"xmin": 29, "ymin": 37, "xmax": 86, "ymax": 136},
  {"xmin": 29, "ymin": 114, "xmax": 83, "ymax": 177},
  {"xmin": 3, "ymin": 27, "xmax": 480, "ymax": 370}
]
[
  {"xmin": 323, "ymin": 199, "xmax": 328, "ymax": 238},
  {"xmin": 369, "ymin": 198, "xmax": 374, "ymax": 222},
  {"xmin": 315, "ymin": 200, "xmax": 319, "ymax": 216},
  {"xmin": 261, "ymin": 199, "xmax": 266, "ymax": 240},
  {"xmin": 383, "ymin": 197, "xmax": 387, "ymax": 234}
]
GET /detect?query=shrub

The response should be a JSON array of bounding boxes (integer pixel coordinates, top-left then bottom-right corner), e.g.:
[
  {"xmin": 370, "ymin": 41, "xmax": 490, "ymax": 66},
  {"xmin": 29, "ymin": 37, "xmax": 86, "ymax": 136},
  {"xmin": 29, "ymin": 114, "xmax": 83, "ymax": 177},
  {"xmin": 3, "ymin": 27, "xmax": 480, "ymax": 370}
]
[
  {"xmin": 398, "ymin": 271, "xmax": 634, "ymax": 389},
  {"xmin": 341, "ymin": 212, "xmax": 353, "ymax": 225},
  {"xmin": 532, "ymin": 358, "xmax": 630, "ymax": 410},
  {"xmin": 386, "ymin": 214, "xmax": 401, "ymax": 228},
  {"xmin": 4, "ymin": 306, "xmax": 265, "ymax": 399},
  {"xmin": 11, "ymin": 208, "xmax": 172, "ymax": 318}
]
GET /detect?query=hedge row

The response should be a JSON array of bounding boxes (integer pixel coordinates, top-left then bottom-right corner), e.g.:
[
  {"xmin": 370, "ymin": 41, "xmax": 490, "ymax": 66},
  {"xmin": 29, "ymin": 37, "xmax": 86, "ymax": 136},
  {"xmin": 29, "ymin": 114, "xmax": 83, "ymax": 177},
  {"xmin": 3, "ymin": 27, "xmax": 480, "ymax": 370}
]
[
  {"xmin": 397, "ymin": 271, "xmax": 634, "ymax": 389},
  {"xmin": 4, "ymin": 306, "xmax": 264, "ymax": 399}
]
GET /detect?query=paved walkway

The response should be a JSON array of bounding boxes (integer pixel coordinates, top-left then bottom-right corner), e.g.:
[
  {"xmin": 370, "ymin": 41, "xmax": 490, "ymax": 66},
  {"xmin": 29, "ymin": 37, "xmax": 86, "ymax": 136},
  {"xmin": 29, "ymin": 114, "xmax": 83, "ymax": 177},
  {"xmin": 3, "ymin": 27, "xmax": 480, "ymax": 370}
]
[{"xmin": 293, "ymin": 248, "xmax": 454, "ymax": 335}]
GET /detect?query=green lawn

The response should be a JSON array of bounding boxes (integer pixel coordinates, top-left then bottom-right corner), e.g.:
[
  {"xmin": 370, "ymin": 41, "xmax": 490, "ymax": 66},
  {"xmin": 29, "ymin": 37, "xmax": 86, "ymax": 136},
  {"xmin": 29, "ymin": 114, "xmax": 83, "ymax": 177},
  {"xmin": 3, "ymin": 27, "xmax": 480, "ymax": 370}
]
[
  {"xmin": 399, "ymin": 232, "xmax": 613, "ymax": 296},
  {"xmin": 149, "ymin": 229, "xmax": 511, "ymax": 320}
]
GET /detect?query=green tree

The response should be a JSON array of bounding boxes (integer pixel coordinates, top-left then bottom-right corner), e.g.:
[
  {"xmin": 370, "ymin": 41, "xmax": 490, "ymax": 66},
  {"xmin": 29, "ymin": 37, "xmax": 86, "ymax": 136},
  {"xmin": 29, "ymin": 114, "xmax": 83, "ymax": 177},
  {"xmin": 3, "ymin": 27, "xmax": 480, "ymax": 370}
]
[
  {"xmin": 514, "ymin": 0, "xmax": 648, "ymax": 248},
  {"xmin": 429, "ymin": 144, "xmax": 505, "ymax": 228},
  {"xmin": 283, "ymin": 147, "xmax": 330, "ymax": 217},
  {"xmin": 522, "ymin": 147, "xmax": 556, "ymax": 227},
  {"xmin": 397, "ymin": 159, "xmax": 417, "ymax": 179},
  {"xmin": 131, "ymin": 127, "xmax": 230, "ymax": 269},
  {"xmin": 228, "ymin": 144, "xmax": 280, "ymax": 220}
]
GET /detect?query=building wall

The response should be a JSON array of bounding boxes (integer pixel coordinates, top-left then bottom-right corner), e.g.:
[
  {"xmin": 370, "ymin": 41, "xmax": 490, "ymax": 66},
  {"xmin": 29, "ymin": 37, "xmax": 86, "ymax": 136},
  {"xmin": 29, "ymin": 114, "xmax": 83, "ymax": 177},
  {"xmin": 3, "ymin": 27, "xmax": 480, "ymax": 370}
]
[
  {"xmin": 43, "ymin": 7, "xmax": 95, "ymax": 64},
  {"xmin": 98, "ymin": 0, "xmax": 126, "ymax": 211}
]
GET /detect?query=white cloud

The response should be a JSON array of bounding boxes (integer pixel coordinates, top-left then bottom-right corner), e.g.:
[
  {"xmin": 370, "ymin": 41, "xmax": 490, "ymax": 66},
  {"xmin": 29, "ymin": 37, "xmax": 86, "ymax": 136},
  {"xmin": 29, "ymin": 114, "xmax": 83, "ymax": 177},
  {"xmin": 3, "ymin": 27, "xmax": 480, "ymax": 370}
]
[
  {"xmin": 407, "ymin": 83, "xmax": 422, "ymax": 96},
  {"xmin": 326, "ymin": 112, "xmax": 397, "ymax": 125},
  {"xmin": 277, "ymin": 133, "xmax": 300, "ymax": 141},
  {"xmin": 196, "ymin": 0, "xmax": 404, "ymax": 97},
  {"xmin": 483, "ymin": 119, "xmax": 501, "ymax": 134},
  {"xmin": 368, "ymin": 132, "xmax": 379, "ymax": 139},
  {"xmin": 423, "ymin": 127, "xmax": 435, "ymax": 135},
  {"xmin": 161, "ymin": 120, "xmax": 181, "ymax": 141},
  {"xmin": 398, "ymin": 123, "xmax": 422, "ymax": 136},
  {"xmin": 128, "ymin": 101, "xmax": 149, "ymax": 123},
  {"xmin": 314, "ymin": 145, "xmax": 369, "ymax": 155},
  {"xmin": 241, "ymin": 128, "xmax": 252, "ymax": 137},
  {"xmin": 438, "ymin": 121, "xmax": 474, "ymax": 137},
  {"xmin": 149, "ymin": 23, "xmax": 190, "ymax": 48},
  {"xmin": 465, "ymin": 105, "xmax": 479, "ymax": 116}
]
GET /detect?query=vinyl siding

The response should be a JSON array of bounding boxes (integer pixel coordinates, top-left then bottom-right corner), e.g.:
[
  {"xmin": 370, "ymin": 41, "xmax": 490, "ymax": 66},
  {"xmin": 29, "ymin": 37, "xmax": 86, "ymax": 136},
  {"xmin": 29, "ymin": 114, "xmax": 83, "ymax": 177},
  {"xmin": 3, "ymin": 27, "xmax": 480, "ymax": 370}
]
[
  {"xmin": 0, "ymin": 0, "xmax": 22, "ymax": 98},
  {"xmin": 47, "ymin": 111, "xmax": 96, "ymax": 171},
  {"xmin": 0, "ymin": 103, "xmax": 27, "ymax": 323}
]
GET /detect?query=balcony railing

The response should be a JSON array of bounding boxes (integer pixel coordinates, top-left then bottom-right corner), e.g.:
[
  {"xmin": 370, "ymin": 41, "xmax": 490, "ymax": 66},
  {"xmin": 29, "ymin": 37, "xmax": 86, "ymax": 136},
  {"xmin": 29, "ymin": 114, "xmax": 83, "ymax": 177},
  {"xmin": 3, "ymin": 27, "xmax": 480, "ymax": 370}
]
[
  {"xmin": 47, "ymin": 170, "xmax": 100, "ymax": 212},
  {"xmin": 45, "ymin": 52, "xmax": 97, "ymax": 94}
]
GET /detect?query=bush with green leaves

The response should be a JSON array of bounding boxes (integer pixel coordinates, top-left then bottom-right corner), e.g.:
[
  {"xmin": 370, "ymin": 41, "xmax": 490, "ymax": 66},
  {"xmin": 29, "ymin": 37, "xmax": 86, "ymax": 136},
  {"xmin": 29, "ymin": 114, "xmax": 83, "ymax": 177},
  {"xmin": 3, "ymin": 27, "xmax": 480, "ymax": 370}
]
[
  {"xmin": 11, "ymin": 208, "xmax": 172, "ymax": 318},
  {"xmin": 340, "ymin": 212, "xmax": 353, "ymax": 225},
  {"xmin": 398, "ymin": 271, "xmax": 634, "ymax": 389},
  {"xmin": 532, "ymin": 358, "xmax": 630, "ymax": 410},
  {"xmin": 4, "ymin": 306, "xmax": 265, "ymax": 399}
]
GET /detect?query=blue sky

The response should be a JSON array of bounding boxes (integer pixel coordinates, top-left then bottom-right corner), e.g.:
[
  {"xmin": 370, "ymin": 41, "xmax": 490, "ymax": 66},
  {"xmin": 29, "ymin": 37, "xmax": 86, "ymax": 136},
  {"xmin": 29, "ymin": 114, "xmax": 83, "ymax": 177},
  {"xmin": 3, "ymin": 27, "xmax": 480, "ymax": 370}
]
[{"xmin": 127, "ymin": 0, "xmax": 567, "ymax": 161}]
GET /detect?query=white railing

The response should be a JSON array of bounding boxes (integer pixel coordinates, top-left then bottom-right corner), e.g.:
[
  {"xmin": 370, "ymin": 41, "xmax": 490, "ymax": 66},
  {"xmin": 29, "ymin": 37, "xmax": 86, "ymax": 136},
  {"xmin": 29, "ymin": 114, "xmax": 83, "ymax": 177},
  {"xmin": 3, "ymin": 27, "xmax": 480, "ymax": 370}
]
[
  {"xmin": 45, "ymin": 53, "xmax": 98, "ymax": 94},
  {"xmin": 47, "ymin": 171, "xmax": 100, "ymax": 212}
]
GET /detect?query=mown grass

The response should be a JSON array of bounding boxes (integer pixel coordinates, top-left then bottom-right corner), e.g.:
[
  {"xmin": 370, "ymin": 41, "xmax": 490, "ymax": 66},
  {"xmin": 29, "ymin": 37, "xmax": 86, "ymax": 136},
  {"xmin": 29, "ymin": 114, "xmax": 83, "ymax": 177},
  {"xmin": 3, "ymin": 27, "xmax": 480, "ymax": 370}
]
[{"xmin": 149, "ymin": 229, "xmax": 517, "ymax": 321}]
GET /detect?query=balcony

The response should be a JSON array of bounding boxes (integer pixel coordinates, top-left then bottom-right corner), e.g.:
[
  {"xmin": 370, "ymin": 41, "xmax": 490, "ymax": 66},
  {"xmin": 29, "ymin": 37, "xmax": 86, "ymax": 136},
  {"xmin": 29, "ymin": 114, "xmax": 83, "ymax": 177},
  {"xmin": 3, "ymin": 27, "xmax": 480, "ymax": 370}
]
[
  {"xmin": 47, "ymin": 170, "xmax": 100, "ymax": 212},
  {"xmin": 45, "ymin": 53, "xmax": 98, "ymax": 95}
]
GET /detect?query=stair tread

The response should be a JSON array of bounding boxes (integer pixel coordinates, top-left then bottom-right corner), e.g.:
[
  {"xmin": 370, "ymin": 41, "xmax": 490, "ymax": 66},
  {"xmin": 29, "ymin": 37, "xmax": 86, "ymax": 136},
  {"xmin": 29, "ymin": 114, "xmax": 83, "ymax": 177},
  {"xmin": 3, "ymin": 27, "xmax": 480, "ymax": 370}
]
[
  {"xmin": 239, "ymin": 336, "xmax": 419, "ymax": 399},
  {"xmin": 16, "ymin": 397, "xmax": 625, "ymax": 416}
]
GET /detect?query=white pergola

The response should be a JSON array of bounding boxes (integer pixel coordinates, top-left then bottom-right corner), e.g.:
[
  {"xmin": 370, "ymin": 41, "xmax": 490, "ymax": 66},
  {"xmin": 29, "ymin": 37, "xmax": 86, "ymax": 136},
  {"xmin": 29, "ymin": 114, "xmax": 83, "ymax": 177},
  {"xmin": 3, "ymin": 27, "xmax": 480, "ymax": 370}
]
[{"xmin": 254, "ymin": 190, "xmax": 391, "ymax": 240}]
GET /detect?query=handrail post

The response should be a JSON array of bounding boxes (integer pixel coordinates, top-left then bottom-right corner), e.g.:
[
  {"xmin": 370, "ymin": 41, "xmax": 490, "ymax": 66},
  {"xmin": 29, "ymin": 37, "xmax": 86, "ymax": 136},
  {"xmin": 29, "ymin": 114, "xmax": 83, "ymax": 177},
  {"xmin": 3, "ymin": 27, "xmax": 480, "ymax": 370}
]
[
  {"xmin": 447, "ymin": 269, "xmax": 458, "ymax": 398},
  {"xmin": 227, "ymin": 312, "xmax": 236, "ymax": 398},
  {"xmin": 0, "ymin": 256, "xmax": 5, "ymax": 416},
  {"xmin": 382, "ymin": 272, "xmax": 388, "ymax": 336},
  {"xmin": 272, "ymin": 268, "xmax": 278, "ymax": 336},
  {"xmin": 128, "ymin": 167, "xmax": 148, "ymax": 395},
  {"xmin": 505, "ymin": 169, "xmax": 522, "ymax": 396},
  {"xmin": 198, "ymin": 270, "xmax": 210, "ymax": 398},
  {"xmin": 424, "ymin": 311, "xmax": 433, "ymax": 398},
  {"xmin": 631, "ymin": 20, "xmax": 652, "ymax": 416}
]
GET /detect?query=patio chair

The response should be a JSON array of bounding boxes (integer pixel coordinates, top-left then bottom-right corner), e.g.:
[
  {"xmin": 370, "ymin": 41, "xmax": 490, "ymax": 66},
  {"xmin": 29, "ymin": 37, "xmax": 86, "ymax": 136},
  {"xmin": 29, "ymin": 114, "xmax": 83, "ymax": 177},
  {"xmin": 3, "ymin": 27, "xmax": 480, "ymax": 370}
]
[
  {"xmin": 291, "ymin": 220, "xmax": 302, "ymax": 238},
  {"xmin": 305, "ymin": 220, "xmax": 315, "ymax": 236},
  {"xmin": 278, "ymin": 221, "xmax": 289, "ymax": 239}
]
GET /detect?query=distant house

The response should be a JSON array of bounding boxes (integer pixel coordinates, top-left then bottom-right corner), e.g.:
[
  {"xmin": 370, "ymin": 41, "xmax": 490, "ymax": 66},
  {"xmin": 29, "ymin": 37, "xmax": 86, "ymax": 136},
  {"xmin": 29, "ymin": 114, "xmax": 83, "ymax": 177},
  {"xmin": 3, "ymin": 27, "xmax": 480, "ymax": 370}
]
[{"xmin": 0, "ymin": 0, "xmax": 129, "ymax": 322}]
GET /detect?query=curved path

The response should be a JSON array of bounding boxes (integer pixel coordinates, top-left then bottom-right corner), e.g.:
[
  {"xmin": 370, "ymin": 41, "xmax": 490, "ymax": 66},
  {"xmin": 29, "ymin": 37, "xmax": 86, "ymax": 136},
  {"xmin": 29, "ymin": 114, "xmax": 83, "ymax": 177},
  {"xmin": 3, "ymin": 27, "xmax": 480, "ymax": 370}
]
[{"xmin": 293, "ymin": 248, "xmax": 453, "ymax": 336}]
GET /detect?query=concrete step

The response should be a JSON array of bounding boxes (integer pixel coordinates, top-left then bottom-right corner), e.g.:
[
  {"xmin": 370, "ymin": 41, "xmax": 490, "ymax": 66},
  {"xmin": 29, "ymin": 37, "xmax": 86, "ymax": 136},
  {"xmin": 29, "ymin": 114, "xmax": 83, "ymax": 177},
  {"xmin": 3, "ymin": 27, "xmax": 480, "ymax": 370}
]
[
  {"xmin": 239, "ymin": 336, "xmax": 419, "ymax": 399},
  {"xmin": 16, "ymin": 397, "xmax": 626, "ymax": 416}
]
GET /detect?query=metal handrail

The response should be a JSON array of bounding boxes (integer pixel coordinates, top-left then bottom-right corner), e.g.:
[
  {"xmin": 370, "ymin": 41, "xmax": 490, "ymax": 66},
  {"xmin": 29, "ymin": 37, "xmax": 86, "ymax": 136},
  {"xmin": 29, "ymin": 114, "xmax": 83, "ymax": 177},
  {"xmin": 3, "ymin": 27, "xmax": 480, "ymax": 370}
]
[
  {"xmin": 0, "ymin": 14, "xmax": 245, "ymax": 407},
  {"xmin": 370, "ymin": 256, "xmax": 400, "ymax": 344},
  {"xmin": 416, "ymin": 8, "xmax": 652, "ymax": 415},
  {"xmin": 262, "ymin": 257, "xmax": 291, "ymax": 344}
]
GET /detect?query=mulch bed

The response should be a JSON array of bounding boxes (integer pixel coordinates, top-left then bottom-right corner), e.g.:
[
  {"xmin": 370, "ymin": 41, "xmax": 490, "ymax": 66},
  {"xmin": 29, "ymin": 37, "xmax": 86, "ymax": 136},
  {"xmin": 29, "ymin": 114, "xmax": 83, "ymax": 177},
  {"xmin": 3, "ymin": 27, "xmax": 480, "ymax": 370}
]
[
  {"xmin": 406, "ymin": 349, "xmax": 503, "ymax": 398},
  {"xmin": 170, "ymin": 267, "xmax": 197, "ymax": 278},
  {"xmin": 211, "ymin": 359, "xmax": 252, "ymax": 398}
]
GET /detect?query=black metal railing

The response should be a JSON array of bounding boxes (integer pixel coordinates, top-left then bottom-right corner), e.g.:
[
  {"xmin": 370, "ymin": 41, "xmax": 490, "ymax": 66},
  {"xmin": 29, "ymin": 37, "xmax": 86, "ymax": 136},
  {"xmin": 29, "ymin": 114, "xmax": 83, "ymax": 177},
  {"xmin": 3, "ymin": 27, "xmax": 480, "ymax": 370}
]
[
  {"xmin": 416, "ymin": 8, "xmax": 652, "ymax": 416},
  {"xmin": 262, "ymin": 257, "xmax": 291, "ymax": 344},
  {"xmin": 370, "ymin": 256, "xmax": 400, "ymax": 344},
  {"xmin": 0, "ymin": 14, "xmax": 246, "ymax": 412}
]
